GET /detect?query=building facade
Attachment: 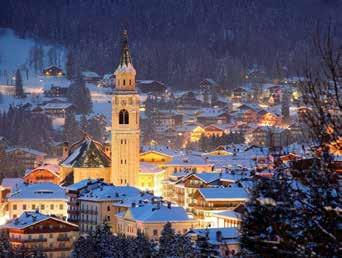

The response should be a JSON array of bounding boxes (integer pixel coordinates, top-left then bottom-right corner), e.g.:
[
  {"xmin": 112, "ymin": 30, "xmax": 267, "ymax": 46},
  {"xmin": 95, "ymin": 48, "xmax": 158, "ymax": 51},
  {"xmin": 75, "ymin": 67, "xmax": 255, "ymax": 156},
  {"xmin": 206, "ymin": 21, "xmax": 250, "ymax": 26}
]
[{"xmin": 111, "ymin": 30, "xmax": 140, "ymax": 186}]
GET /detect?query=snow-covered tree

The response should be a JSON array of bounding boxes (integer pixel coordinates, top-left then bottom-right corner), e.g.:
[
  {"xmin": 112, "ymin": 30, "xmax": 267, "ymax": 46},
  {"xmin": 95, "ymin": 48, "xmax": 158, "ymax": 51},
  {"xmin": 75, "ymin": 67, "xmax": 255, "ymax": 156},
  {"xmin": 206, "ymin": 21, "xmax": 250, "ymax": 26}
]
[
  {"xmin": 63, "ymin": 112, "xmax": 81, "ymax": 143},
  {"xmin": 68, "ymin": 76, "xmax": 92, "ymax": 114}
]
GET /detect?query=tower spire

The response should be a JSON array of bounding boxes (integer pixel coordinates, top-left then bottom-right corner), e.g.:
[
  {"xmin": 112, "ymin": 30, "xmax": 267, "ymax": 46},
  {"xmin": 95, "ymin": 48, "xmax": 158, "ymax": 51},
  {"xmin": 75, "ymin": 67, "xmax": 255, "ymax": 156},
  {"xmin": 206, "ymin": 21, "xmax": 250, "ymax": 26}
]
[{"xmin": 119, "ymin": 29, "xmax": 132, "ymax": 67}]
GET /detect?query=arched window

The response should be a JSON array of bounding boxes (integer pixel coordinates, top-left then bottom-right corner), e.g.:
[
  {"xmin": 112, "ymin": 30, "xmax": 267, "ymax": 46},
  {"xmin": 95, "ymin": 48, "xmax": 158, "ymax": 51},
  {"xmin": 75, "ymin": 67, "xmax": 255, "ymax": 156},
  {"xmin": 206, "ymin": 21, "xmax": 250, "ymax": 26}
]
[
  {"xmin": 119, "ymin": 109, "xmax": 129, "ymax": 124},
  {"xmin": 123, "ymin": 79, "xmax": 126, "ymax": 86}
]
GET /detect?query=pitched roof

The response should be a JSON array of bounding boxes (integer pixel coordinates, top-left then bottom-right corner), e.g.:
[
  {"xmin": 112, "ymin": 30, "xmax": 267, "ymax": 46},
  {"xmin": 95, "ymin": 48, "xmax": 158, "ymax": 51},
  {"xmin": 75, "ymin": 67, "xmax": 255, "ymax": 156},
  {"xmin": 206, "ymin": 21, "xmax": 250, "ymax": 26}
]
[
  {"xmin": 1, "ymin": 178, "xmax": 24, "ymax": 191},
  {"xmin": 79, "ymin": 185, "xmax": 141, "ymax": 201},
  {"xmin": 198, "ymin": 186, "xmax": 249, "ymax": 201},
  {"xmin": 61, "ymin": 136, "xmax": 111, "ymax": 168},
  {"xmin": 8, "ymin": 183, "xmax": 67, "ymax": 201},
  {"xmin": 24, "ymin": 164, "xmax": 60, "ymax": 178},
  {"xmin": 3, "ymin": 211, "xmax": 78, "ymax": 230},
  {"xmin": 118, "ymin": 204, "xmax": 192, "ymax": 223},
  {"xmin": 187, "ymin": 227, "xmax": 239, "ymax": 245}
]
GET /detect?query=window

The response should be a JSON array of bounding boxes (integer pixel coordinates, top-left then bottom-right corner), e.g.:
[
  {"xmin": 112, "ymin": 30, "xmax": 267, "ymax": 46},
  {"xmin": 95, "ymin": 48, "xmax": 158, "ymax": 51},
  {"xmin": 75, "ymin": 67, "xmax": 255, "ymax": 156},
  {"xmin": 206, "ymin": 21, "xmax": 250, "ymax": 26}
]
[
  {"xmin": 13, "ymin": 204, "xmax": 17, "ymax": 210},
  {"xmin": 119, "ymin": 109, "xmax": 129, "ymax": 124},
  {"xmin": 50, "ymin": 204, "xmax": 54, "ymax": 210},
  {"xmin": 123, "ymin": 79, "xmax": 126, "ymax": 86},
  {"xmin": 32, "ymin": 204, "xmax": 36, "ymax": 210},
  {"xmin": 23, "ymin": 204, "xmax": 26, "ymax": 210},
  {"xmin": 107, "ymin": 206, "xmax": 110, "ymax": 212},
  {"xmin": 153, "ymin": 229, "xmax": 158, "ymax": 236},
  {"xmin": 129, "ymin": 80, "xmax": 131, "ymax": 86},
  {"xmin": 41, "ymin": 204, "xmax": 45, "ymax": 210},
  {"xmin": 59, "ymin": 204, "xmax": 63, "ymax": 210}
]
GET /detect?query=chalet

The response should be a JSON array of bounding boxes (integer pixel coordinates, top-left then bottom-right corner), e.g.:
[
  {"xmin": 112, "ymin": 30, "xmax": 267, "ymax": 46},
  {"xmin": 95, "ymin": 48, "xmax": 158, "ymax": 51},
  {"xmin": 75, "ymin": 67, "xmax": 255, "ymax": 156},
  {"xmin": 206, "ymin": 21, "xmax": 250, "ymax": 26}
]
[
  {"xmin": 258, "ymin": 112, "xmax": 281, "ymax": 126},
  {"xmin": 116, "ymin": 203, "xmax": 196, "ymax": 240},
  {"xmin": 250, "ymin": 126, "xmax": 292, "ymax": 148},
  {"xmin": 42, "ymin": 66, "xmax": 65, "ymax": 77},
  {"xmin": 44, "ymin": 85, "xmax": 69, "ymax": 97},
  {"xmin": 42, "ymin": 102, "xmax": 74, "ymax": 118},
  {"xmin": 2, "ymin": 211, "xmax": 78, "ymax": 257},
  {"xmin": 204, "ymin": 125, "xmax": 225, "ymax": 138},
  {"xmin": 136, "ymin": 80, "xmax": 167, "ymax": 94},
  {"xmin": 189, "ymin": 186, "xmax": 248, "ymax": 226},
  {"xmin": 5, "ymin": 147, "xmax": 46, "ymax": 169},
  {"xmin": 81, "ymin": 71, "xmax": 101, "ymax": 83},
  {"xmin": 212, "ymin": 210, "xmax": 242, "ymax": 228},
  {"xmin": 176, "ymin": 92, "xmax": 206, "ymax": 111},
  {"xmin": 24, "ymin": 164, "xmax": 61, "ymax": 184},
  {"xmin": 231, "ymin": 87, "xmax": 251, "ymax": 102},
  {"xmin": 196, "ymin": 108, "xmax": 229, "ymax": 126},
  {"xmin": 187, "ymin": 227, "xmax": 240, "ymax": 257}
]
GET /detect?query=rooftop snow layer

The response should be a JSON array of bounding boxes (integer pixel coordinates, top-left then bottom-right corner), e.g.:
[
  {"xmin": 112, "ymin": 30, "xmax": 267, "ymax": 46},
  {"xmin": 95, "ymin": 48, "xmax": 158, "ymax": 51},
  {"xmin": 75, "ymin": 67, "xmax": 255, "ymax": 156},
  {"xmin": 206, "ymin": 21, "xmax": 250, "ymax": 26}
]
[
  {"xmin": 8, "ymin": 182, "xmax": 67, "ymax": 200},
  {"xmin": 198, "ymin": 186, "xmax": 249, "ymax": 201},
  {"xmin": 118, "ymin": 203, "xmax": 192, "ymax": 223}
]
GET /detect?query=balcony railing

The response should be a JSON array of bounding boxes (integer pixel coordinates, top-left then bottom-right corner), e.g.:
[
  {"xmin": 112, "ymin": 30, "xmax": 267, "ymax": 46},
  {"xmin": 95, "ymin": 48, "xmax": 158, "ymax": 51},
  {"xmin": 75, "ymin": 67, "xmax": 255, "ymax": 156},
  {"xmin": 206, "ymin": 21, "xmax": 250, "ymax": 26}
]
[
  {"xmin": 10, "ymin": 238, "xmax": 47, "ymax": 243},
  {"xmin": 79, "ymin": 209, "xmax": 98, "ymax": 215},
  {"xmin": 57, "ymin": 236, "xmax": 70, "ymax": 241}
]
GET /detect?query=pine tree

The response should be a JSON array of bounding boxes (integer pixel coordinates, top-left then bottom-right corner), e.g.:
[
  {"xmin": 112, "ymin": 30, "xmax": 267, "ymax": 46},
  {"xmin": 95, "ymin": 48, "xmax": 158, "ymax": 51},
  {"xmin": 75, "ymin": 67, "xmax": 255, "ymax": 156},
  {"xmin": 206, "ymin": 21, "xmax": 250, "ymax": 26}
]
[
  {"xmin": 63, "ymin": 112, "xmax": 81, "ymax": 143},
  {"xmin": 175, "ymin": 234, "xmax": 196, "ymax": 258},
  {"xmin": 15, "ymin": 69, "xmax": 24, "ymax": 98},
  {"xmin": 66, "ymin": 51, "xmax": 75, "ymax": 80},
  {"xmin": 68, "ymin": 75, "xmax": 92, "ymax": 114},
  {"xmin": 158, "ymin": 222, "xmax": 178, "ymax": 257}
]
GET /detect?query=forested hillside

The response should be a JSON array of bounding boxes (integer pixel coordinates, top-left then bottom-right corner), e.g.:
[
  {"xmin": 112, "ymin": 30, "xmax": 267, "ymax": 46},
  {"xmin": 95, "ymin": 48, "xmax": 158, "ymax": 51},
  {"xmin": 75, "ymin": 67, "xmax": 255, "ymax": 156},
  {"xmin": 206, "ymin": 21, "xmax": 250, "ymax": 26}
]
[{"xmin": 1, "ymin": 0, "xmax": 341, "ymax": 88}]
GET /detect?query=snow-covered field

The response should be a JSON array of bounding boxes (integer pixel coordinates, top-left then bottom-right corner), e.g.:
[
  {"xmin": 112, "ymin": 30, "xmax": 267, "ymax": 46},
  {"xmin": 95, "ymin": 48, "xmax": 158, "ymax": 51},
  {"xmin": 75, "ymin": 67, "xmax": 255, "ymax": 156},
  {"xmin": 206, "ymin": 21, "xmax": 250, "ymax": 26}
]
[{"xmin": 0, "ymin": 29, "xmax": 116, "ymax": 125}]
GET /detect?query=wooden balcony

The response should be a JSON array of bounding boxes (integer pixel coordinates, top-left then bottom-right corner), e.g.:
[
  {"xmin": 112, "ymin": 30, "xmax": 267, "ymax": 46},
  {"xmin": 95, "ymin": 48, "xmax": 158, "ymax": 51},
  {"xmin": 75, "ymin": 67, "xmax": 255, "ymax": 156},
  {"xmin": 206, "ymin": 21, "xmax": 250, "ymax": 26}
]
[
  {"xmin": 57, "ymin": 236, "xmax": 70, "ymax": 242},
  {"xmin": 10, "ymin": 238, "xmax": 47, "ymax": 243}
]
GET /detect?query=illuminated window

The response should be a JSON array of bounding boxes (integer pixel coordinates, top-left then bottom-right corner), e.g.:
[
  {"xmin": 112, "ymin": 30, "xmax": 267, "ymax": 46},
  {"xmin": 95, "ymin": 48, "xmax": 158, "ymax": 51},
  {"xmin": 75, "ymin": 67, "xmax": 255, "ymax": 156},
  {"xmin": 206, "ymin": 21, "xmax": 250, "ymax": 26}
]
[{"xmin": 119, "ymin": 109, "xmax": 129, "ymax": 124}]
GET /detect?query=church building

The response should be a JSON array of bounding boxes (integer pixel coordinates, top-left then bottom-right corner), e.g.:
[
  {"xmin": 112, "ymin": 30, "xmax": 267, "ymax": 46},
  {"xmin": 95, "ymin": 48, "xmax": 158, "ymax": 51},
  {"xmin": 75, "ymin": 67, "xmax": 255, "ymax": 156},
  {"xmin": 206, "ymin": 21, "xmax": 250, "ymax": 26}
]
[{"xmin": 111, "ymin": 30, "xmax": 140, "ymax": 186}]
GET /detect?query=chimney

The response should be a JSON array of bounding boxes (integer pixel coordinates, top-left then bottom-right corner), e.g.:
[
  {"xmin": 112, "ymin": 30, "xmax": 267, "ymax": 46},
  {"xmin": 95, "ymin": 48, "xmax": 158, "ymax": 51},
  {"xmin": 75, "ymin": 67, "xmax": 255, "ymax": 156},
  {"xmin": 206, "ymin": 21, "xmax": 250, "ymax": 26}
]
[
  {"xmin": 62, "ymin": 141, "xmax": 69, "ymax": 159},
  {"xmin": 216, "ymin": 230, "xmax": 222, "ymax": 242}
]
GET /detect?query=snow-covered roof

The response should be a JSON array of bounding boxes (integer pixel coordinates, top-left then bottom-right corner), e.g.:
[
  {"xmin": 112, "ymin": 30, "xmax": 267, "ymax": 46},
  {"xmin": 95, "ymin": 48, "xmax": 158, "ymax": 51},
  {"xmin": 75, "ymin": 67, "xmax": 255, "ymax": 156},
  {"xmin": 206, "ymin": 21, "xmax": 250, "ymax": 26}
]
[
  {"xmin": 64, "ymin": 178, "xmax": 104, "ymax": 191},
  {"xmin": 112, "ymin": 193, "xmax": 155, "ymax": 208},
  {"xmin": 167, "ymin": 154, "xmax": 212, "ymax": 166},
  {"xmin": 198, "ymin": 186, "xmax": 249, "ymax": 201},
  {"xmin": 140, "ymin": 163, "xmax": 164, "ymax": 174},
  {"xmin": 187, "ymin": 227, "xmax": 239, "ymax": 245},
  {"xmin": 197, "ymin": 108, "xmax": 226, "ymax": 118},
  {"xmin": 3, "ymin": 211, "xmax": 78, "ymax": 230},
  {"xmin": 82, "ymin": 71, "xmax": 100, "ymax": 78},
  {"xmin": 61, "ymin": 136, "xmax": 111, "ymax": 168},
  {"xmin": 117, "ymin": 203, "xmax": 193, "ymax": 223},
  {"xmin": 140, "ymin": 145, "xmax": 179, "ymax": 157},
  {"xmin": 8, "ymin": 183, "xmax": 67, "ymax": 201},
  {"xmin": 79, "ymin": 185, "xmax": 141, "ymax": 201},
  {"xmin": 1, "ymin": 178, "xmax": 24, "ymax": 191},
  {"xmin": 24, "ymin": 164, "xmax": 60, "ymax": 178},
  {"xmin": 5, "ymin": 147, "xmax": 47, "ymax": 156},
  {"xmin": 42, "ymin": 102, "xmax": 73, "ymax": 110},
  {"xmin": 214, "ymin": 210, "xmax": 242, "ymax": 220}
]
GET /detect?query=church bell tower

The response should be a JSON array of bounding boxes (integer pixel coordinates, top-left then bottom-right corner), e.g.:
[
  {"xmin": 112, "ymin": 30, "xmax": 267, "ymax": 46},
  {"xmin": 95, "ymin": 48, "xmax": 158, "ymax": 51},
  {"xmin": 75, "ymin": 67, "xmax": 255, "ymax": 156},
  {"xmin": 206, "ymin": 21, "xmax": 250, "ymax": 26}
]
[{"xmin": 111, "ymin": 30, "xmax": 140, "ymax": 186}]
